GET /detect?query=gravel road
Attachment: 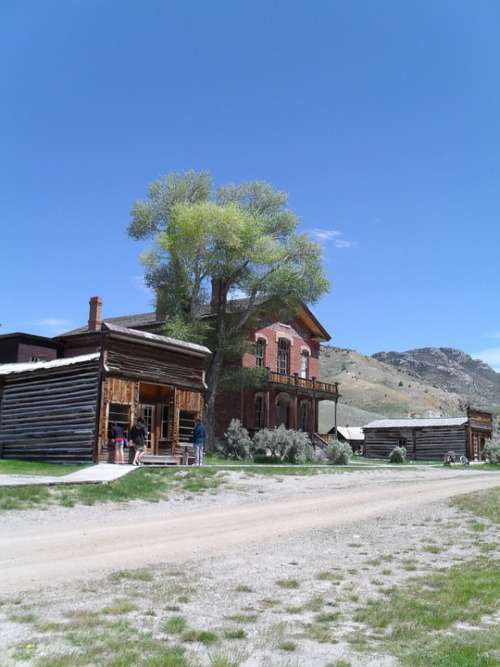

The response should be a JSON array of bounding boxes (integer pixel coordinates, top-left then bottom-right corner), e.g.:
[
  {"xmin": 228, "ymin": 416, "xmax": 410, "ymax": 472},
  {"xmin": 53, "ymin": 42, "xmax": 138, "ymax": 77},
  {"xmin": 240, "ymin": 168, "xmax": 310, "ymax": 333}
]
[{"xmin": 2, "ymin": 468, "xmax": 499, "ymax": 595}]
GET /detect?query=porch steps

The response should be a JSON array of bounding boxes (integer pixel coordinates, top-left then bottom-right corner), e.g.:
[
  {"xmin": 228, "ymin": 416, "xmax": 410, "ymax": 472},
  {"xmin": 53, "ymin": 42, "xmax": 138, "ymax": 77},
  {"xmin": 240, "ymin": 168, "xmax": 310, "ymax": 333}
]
[{"xmin": 141, "ymin": 455, "xmax": 181, "ymax": 466}]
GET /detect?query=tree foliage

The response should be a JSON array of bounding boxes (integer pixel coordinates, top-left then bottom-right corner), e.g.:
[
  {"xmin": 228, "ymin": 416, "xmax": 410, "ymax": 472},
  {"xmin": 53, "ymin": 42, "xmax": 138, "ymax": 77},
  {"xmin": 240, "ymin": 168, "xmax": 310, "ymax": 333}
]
[{"xmin": 128, "ymin": 171, "xmax": 330, "ymax": 448}]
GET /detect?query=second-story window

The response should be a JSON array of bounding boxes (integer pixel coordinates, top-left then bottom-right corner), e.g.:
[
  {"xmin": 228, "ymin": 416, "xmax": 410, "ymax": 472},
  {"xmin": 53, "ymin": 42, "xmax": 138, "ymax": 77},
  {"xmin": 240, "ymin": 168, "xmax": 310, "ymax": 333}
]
[
  {"xmin": 277, "ymin": 338, "xmax": 290, "ymax": 375},
  {"xmin": 255, "ymin": 338, "xmax": 266, "ymax": 368},
  {"xmin": 300, "ymin": 350, "xmax": 310, "ymax": 379}
]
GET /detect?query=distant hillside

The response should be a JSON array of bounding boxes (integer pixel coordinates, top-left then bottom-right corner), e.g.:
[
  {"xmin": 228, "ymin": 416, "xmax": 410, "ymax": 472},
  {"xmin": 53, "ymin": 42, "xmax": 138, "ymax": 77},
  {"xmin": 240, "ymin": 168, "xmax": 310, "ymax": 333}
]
[
  {"xmin": 373, "ymin": 348, "xmax": 500, "ymax": 411},
  {"xmin": 318, "ymin": 346, "xmax": 466, "ymax": 432}
]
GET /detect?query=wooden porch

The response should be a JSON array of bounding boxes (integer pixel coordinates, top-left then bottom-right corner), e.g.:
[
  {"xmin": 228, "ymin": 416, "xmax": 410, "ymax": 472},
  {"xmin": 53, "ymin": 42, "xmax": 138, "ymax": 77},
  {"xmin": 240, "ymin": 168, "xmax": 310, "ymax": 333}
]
[{"xmin": 98, "ymin": 377, "xmax": 202, "ymax": 465}]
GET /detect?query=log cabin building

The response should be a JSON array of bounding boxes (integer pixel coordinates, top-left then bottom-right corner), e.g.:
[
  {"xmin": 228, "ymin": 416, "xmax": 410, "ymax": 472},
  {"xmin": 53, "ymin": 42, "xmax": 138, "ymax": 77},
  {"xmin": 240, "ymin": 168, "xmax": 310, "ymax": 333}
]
[
  {"xmin": 0, "ymin": 318, "xmax": 210, "ymax": 463},
  {"xmin": 363, "ymin": 408, "xmax": 493, "ymax": 461}
]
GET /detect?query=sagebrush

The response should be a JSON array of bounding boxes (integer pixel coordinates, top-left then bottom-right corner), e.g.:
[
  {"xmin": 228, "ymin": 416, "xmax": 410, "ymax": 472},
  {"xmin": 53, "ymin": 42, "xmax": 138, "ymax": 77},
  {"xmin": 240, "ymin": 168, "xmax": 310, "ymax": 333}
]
[
  {"xmin": 484, "ymin": 438, "xmax": 500, "ymax": 465},
  {"xmin": 326, "ymin": 440, "xmax": 352, "ymax": 465},
  {"xmin": 221, "ymin": 419, "xmax": 252, "ymax": 459},
  {"xmin": 389, "ymin": 446, "xmax": 407, "ymax": 463}
]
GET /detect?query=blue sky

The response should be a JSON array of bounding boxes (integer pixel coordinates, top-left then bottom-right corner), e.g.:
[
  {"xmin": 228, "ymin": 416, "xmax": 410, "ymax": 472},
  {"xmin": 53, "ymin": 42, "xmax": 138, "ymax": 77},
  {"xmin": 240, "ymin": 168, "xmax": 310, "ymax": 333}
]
[{"xmin": 1, "ymin": 1, "xmax": 499, "ymax": 368}]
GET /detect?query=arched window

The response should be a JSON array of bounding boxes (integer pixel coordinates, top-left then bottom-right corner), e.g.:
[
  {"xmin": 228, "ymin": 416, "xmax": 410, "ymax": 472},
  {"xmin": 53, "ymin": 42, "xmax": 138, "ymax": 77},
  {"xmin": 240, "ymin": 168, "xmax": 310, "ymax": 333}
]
[
  {"xmin": 277, "ymin": 338, "xmax": 290, "ymax": 375},
  {"xmin": 255, "ymin": 338, "xmax": 266, "ymax": 368},
  {"xmin": 299, "ymin": 401, "xmax": 309, "ymax": 432},
  {"xmin": 255, "ymin": 394, "xmax": 265, "ymax": 428},
  {"xmin": 300, "ymin": 350, "xmax": 310, "ymax": 379}
]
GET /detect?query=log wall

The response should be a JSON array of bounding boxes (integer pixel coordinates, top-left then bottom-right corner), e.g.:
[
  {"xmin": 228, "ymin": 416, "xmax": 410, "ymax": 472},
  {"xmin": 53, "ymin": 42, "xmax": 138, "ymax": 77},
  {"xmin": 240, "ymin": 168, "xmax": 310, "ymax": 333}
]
[
  {"xmin": 105, "ymin": 339, "xmax": 205, "ymax": 390},
  {"xmin": 364, "ymin": 425, "xmax": 467, "ymax": 460},
  {"xmin": 0, "ymin": 359, "xmax": 100, "ymax": 462}
]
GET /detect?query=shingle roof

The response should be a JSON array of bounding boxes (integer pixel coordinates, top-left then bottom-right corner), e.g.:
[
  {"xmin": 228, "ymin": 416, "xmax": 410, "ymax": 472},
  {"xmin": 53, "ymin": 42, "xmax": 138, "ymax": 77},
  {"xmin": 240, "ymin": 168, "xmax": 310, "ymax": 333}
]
[
  {"xmin": 0, "ymin": 353, "xmax": 100, "ymax": 376},
  {"xmin": 364, "ymin": 417, "xmax": 468, "ymax": 429},
  {"xmin": 61, "ymin": 312, "xmax": 163, "ymax": 336}
]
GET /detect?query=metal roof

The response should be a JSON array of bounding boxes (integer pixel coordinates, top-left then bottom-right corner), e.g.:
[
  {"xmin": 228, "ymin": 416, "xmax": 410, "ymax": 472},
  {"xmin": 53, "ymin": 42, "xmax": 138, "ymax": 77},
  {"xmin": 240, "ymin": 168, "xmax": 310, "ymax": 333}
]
[
  {"xmin": 0, "ymin": 353, "xmax": 100, "ymax": 376},
  {"xmin": 103, "ymin": 322, "xmax": 211, "ymax": 356},
  {"xmin": 336, "ymin": 426, "xmax": 365, "ymax": 440},
  {"xmin": 364, "ymin": 417, "xmax": 468, "ymax": 429}
]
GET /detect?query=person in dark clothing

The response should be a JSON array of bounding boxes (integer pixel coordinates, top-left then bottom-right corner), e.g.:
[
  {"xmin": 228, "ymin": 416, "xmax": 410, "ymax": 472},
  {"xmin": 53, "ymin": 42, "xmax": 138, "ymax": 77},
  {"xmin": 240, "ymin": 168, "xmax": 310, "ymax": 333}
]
[
  {"xmin": 193, "ymin": 418, "xmax": 206, "ymax": 466},
  {"xmin": 131, "ymin": 417, "xmax": 148, "ymax": 466},
  {"xmin": 112, "ymin": 422, "xmax": 125, "ymax": 464}
]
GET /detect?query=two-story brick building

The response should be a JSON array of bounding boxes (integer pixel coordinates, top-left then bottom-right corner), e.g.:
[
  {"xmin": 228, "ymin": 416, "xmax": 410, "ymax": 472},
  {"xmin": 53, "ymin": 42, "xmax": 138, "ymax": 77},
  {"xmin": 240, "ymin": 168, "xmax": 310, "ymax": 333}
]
[{"xmin": 212, "ymin": 301, "xmax": 339, "ymax": 439}]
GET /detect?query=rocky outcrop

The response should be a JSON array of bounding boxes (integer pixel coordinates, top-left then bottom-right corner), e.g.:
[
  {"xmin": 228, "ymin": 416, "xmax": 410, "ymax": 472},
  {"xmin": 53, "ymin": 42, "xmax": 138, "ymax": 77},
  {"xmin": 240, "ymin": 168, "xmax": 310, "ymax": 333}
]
[{"xmin": 372, "ymin": 348, "xmax": 500, "ymax": 409}]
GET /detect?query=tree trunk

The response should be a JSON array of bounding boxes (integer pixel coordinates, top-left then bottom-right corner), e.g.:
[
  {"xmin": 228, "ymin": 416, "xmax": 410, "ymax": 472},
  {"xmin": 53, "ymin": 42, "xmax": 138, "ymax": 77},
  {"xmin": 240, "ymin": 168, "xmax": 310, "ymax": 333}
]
[
  {"xmin": 204, "ymin": 347, "xmax": 224, "ymax": 452},
  {"xmin": 204, "ymin": 278, "xmax": 228, "ymax": 452}
]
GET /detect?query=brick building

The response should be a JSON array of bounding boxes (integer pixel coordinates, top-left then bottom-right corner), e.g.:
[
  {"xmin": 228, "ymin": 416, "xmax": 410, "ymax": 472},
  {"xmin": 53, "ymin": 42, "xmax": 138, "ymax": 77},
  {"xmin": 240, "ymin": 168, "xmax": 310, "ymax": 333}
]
[{"xmin": 213, "ymin": 302, "xmax": 339, "ymax": 439}]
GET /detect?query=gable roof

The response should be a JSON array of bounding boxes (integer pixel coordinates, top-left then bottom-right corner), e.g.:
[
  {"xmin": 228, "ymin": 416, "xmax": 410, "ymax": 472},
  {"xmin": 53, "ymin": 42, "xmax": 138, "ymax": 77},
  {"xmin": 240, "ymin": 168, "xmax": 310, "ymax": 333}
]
[
  {"xmin": 364, "ymin": 417, "xmax": 468, "ymax": 429},
  {"xmin": 336, "ymin": 426, "xmax": 365, "ymax": 441},
  {"xmin": 62, "ymin": 312, "xmax": 163, "ymax": 337},
  {"xmin": 60, "ymin": 297, "xmax": 331, "ymax": 341}
]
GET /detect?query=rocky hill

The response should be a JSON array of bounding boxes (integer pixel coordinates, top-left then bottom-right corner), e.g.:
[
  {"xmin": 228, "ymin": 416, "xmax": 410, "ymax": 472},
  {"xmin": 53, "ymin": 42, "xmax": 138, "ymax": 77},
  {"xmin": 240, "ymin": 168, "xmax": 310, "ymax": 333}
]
[
  {"xmin": 317, "ymin": 345, "xmax": 500, "ymax": 433},
  {"xmin": 372, "ymin": 348, "xmax": 500, "ymax": 411},
  {"xmin": 318, "ymin": 346, "xmax": 470, "ymax": 432}
]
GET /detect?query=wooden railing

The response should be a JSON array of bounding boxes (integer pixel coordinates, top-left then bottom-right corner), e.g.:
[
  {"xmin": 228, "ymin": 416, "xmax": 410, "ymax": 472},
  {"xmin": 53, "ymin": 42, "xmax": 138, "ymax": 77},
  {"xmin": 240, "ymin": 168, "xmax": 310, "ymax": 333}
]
[{"xmin": 267, "ymin": 370, "xmax": 339, "ymax": 397}]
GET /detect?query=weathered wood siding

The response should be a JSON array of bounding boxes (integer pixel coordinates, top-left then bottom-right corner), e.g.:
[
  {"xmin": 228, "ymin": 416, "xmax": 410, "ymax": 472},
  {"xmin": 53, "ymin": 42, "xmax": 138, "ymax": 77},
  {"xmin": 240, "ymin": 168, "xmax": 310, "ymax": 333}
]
[
  {"xmin": 0, "ymin": 359, "xmax": 100, "ymax": 462},
  {"xmin": 364, "ymin": 425, "xmax": 467, "ymax": 460},
  {"xmin": 105, "ymin": 339, "xmax": 205, "ymax": 390}
]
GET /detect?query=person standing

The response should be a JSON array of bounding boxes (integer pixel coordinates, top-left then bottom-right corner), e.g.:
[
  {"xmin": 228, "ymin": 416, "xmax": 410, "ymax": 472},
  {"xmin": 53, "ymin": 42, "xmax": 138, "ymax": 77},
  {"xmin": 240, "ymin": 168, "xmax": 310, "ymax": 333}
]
[
  {"xmin": 131, "ymin": 416, "xmax": 148, "ymax": 466},
  {"xmin": 112, "ymin": 422, "xmax": 125, "ymax": 464},
  {"xmin": 193, "ymin": 418, "xmax": 206, "ymax": 466}
]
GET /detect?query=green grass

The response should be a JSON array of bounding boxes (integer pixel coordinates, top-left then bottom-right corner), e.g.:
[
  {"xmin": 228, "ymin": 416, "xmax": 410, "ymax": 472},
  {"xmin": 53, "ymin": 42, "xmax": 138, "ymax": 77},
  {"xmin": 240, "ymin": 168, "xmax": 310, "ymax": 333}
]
[
  {"xmin": 181, "ymin": 628, "xmax": 218, "ymax": 644},
  {"xmin": 354, "ymin": 558, "xmax": 500, "ymax": 664},
  {"xmin": 279, "ymin": 640, "xmax": 297, "ymax": 652},
  {"xmin": 0, "ymin": 459, "xmax": 89, "ymax": 476},
  {"xmin": 453, "ymin": 486, "xmax": 500, "ymax": 524},
  {"xmin": 0, "ymin": 467, "xmax": 228, "ymax": 511},
  {"xmin": 276, "ymin": 578, "xmax": 300, "ymax": 589},
  {"xmin": 163, "ymin": 615, "xmax": 188, "ymax": 634},
  {"xmin": 223, "ymin": 628, "xmax": 246, "ymax": 639}
]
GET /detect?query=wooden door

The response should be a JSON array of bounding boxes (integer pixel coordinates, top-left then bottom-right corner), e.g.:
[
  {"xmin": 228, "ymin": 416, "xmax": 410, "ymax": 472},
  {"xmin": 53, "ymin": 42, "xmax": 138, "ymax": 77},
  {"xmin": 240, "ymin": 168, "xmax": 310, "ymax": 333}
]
[{"xmin": 138, "ymin": 404, "xmax": 155, "ymax": 454}]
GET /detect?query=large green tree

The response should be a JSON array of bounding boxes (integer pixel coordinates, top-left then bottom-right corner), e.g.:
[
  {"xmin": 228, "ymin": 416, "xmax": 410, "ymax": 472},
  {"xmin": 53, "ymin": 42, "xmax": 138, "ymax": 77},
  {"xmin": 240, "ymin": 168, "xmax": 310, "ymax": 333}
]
[{"xmin": 129, "ymin": 171, "xmax": 329, "ymax": 449}]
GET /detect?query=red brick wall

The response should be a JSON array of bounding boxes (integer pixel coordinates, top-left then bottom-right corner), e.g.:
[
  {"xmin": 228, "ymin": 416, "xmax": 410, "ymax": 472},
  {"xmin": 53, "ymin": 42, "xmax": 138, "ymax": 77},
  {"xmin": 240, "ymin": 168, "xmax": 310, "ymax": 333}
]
[{"xmin": 242, "ymin": 319, "xmax": 320, "ymax": 378}]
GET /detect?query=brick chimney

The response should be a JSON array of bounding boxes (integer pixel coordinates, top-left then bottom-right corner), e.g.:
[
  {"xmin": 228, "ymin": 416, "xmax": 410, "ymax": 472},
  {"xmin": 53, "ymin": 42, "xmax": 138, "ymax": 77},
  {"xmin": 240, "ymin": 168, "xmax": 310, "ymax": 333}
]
[{"xmin": 88, "ymin": 296, "xmax": 103, "ymax": 331}]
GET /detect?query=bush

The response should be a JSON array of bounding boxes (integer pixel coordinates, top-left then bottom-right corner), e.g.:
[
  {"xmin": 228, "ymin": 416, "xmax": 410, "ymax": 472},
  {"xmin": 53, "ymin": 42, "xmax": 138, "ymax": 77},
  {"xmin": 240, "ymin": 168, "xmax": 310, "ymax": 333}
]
[
  {"xmin": 389, "ymin": 446, "xmax": 407, "ymax": 463},
  {"xmin": 484, "ymin": 438, "xmax": 500, "ymax": 465},
  {"xmin": 326, "ymin": 440, "xmax": 352, "ymax": 465},
  {"xmin": 251, "ymin": 426, "xmax": 312, "ymax": 464},
  {"xmin": 221, "ymin": 419, "xmax": 252, "ymax": 460}
]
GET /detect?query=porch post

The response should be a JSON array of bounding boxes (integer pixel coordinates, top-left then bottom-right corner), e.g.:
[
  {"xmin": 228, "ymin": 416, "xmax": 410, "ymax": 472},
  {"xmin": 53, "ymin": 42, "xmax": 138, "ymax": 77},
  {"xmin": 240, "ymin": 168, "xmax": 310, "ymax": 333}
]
[
  {"xmin": 291, "ymin": 393, "xmax": 298, "ymax": 430},
  {"xmin": 265, "ymin": 390, "xmax": 270, "ymax": 428},
  {"xmin": 333, "ymin": 398, "xmax": 338, "ymax": 438}
]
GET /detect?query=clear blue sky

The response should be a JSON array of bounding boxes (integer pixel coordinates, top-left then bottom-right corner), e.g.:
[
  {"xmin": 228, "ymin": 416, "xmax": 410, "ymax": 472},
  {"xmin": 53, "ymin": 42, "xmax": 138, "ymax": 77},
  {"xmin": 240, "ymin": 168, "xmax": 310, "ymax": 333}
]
[{"xmin": 1, "ymin": 1, "xmax": 499, "ymax": 368}]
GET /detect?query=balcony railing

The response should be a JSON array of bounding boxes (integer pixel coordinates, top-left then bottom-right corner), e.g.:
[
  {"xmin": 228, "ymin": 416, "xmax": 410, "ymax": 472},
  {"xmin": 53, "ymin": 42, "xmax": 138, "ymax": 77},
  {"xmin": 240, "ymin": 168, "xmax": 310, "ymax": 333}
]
[{"xmin": 267, "ymin": 370, "xmax": 339, "ymax": 397}]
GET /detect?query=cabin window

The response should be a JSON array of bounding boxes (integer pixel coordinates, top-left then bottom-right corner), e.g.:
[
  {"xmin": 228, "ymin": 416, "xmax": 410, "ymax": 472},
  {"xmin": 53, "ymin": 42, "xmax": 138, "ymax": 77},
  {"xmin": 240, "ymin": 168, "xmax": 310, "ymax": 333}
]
[
  {"xmin": 255, "ymin": 395, "xmax": 265, "ymax": 428},
  {"xmin": 299, "ymin": 401, "xmax": 309, "ymax": 431},
  {"xmin": 160, "ymin": 405, "xmax": 170, "ymax": 440},
  {"xmin": 255, "ymin": 338, "xmax": 266, "ymax": 368},
  {"xmin": 108, "ymin": 403, "xmax": 130, "ymax": 438},
  {"xmin": 300, "ymin": 350, "xmax": 310, "ymax": 379},
  {"xmin": 277, "ymin": 338, "xmax": 290, "ymax": 375},
  {"xmin": 398, "ymin": 438, "xmax": 407, "ymax": 448},
  {"xmin": 179, "ymin": 411, "xmax": 196, "ymax": 443}
]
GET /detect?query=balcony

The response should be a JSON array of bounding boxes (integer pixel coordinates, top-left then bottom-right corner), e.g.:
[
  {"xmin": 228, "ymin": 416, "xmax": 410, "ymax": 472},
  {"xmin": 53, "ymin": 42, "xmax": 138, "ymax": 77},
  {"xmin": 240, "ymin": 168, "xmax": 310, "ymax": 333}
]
[{"xmin": 267, "ymin": 370, "xmax": 340, "ymax": 399}]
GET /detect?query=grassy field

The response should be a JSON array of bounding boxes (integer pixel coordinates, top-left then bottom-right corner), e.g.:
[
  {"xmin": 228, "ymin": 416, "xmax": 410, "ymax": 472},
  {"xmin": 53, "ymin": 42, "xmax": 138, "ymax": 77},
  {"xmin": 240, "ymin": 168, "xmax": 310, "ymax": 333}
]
[
  {"xmin": 0, "ymin": 459, "xmax": 89, "ymax": 476},
  {"xmin": 0, "ymin": 467, "xmax": 228, "ymax": 512},
  {"xmin": 452, "ymin": 485, "xmax": 500, "ymax": 524},
  {"xmin": 354, "ymin": 558, "xmax": 500, "ymax": 666}
]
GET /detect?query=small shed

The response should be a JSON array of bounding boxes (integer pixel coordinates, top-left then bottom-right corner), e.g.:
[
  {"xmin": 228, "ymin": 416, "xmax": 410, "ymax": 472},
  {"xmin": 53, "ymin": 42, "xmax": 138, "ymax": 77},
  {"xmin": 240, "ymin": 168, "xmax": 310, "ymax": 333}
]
[
  {"xmin": 363, "ymin": 408, "xmax": 493, "ymax": 461},
  {"xmin": 329, "ymin": 426, "xmax": 365, "ymax": 452}
]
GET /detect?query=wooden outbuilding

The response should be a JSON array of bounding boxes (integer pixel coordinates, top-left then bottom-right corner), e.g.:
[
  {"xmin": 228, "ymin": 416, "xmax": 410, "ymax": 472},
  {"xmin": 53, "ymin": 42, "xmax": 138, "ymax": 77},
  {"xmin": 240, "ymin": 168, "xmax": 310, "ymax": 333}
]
[
  {"xmin": 363, "ymin": 408, "xmax": 493, "ymax": 461},
  {"xmin": 0, "ymin": 323, "xmax": 210, "ymax": 463},
  {"xmin": 332, "ymin": 426, "xmax": 365, "ymax": 452}
]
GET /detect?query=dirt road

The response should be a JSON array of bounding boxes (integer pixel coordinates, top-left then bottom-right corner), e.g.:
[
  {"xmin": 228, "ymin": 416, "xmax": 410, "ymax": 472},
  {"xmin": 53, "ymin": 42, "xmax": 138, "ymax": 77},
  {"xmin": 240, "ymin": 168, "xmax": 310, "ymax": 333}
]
[{"xmin": 1, "ymin": 471, "xmax": 499, "ymax": 595}]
